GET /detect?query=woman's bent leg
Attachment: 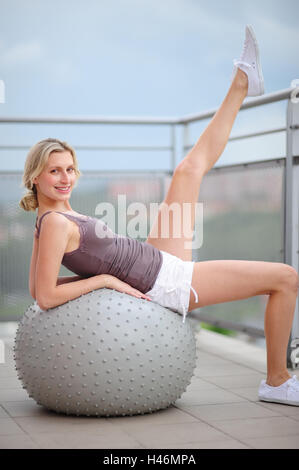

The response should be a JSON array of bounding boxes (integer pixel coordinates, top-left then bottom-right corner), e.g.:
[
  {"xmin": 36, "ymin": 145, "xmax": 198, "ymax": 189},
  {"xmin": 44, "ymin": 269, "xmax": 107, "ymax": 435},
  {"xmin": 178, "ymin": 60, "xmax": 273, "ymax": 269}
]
[
  {"xmin": 264, "ymin": 288, "xmax": 298, "ymax": 386},
  {"xmin": 188, "ymin": 259, "xmax": 299, "ymax": 386}
]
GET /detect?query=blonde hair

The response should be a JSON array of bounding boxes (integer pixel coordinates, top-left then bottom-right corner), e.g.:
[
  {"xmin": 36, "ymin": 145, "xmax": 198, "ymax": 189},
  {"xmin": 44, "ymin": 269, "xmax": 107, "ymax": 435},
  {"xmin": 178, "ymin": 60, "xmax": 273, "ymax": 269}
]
[{"xmin": 19, "ymin": 138, "xmax": 81, "ymax": 212}]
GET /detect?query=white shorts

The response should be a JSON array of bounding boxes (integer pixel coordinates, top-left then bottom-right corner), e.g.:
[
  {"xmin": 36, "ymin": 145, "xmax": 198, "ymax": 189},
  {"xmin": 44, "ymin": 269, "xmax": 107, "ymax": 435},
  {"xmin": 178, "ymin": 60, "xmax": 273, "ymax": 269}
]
[{"xmin": 145, "ymin": 250, "xmax": 198, "ymax": 323}]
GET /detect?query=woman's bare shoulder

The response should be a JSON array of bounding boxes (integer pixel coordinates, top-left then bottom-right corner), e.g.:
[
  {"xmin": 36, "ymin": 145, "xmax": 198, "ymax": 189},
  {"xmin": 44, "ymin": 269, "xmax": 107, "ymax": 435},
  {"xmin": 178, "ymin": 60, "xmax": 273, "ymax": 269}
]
[{"xmin": 38, "ymin": 211, "xmax": 72, "ymax": 237}]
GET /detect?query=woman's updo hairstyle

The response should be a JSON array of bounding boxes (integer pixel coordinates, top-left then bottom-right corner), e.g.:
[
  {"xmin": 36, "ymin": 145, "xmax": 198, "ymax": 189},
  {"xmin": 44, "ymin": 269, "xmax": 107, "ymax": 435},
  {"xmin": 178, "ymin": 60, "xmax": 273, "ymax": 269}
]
[{"xmin": 19, "ymin": 138, "xmax": 81, "ymax": 212}]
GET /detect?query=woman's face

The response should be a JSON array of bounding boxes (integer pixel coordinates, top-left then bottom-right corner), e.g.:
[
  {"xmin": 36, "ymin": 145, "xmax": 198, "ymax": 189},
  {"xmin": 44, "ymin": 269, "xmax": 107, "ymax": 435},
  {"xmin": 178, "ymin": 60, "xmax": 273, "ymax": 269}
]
[{"xmin": 33, "ymin": 151, "xmax": 78, "ymax": 201}]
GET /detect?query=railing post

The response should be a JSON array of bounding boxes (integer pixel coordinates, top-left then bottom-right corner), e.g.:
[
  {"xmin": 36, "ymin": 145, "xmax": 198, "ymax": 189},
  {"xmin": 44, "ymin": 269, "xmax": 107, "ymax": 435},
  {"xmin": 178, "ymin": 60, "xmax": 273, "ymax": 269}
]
[
  {"xmin": 171, "ymin": 124, "xmax": 176, "ymax": 173},
  {"xmin": 285, "ymin": 80, "xmax": 299, "ymax": 368},
  {"xmin": 183, "ymin": 123, "xmax": 189, "ymax": 161}
]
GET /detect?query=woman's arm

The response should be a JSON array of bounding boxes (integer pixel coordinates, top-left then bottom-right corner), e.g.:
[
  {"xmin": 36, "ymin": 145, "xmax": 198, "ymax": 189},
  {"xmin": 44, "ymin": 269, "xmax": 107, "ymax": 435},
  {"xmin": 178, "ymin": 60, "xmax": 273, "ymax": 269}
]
[
  {"xmin": 104, "ymin": 275, "xmax": 152, "ymax": 301},
  {"xmin": 40, "ymin": 274, "xmax": 151, "ymax": 310},
  {"xmin": 34, "ymin": 212, "xmax": 150, "ymax": 310},
  {"xmin": 40, "ymin": 273, "xmax": 109, "ymax": 310},
  {"xmin": 29, "ymin": 229, "xmax": 81, "ymax": 299},
  {"xmin": 56, "ymin": 275, "xmax": 84, "ymax": 286},
  {"xmin": 35, "ymin": 213, "xmax": 111, "ymax": 310},
  {"xmin": 29, "ymin": 229, "xmax": 39, "ymax": 299}
]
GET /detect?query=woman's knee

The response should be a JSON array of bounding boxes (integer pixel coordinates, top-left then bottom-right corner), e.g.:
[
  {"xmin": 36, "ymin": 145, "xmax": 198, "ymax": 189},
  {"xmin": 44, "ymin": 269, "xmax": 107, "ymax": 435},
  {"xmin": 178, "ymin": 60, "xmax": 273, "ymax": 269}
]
[
  {"xmin": 279, "ymin": 264, "xmax": 299, "ymax": 294},
  {"xmin": 175, "ymin": 157, "xmax": 206, "ymax": 178}
]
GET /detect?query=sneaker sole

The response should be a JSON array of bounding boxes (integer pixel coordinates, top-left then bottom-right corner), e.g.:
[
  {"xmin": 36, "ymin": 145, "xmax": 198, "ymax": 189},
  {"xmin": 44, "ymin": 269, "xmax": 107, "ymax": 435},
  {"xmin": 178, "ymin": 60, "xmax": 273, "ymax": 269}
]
[
  {"xmin": 259, "ymin": 396, "xmax": 299, "ymax": 406},
  {"xmin": 247, "ymin": 24, "xmax": 265, "ymax": 95}
]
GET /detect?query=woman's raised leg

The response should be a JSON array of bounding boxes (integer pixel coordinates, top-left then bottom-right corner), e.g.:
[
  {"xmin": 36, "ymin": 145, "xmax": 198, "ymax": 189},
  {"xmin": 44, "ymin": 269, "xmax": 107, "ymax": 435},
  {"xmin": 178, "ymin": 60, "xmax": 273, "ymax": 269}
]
[
  {"xmin": 146, "ymin": 68, "xmax": 248, "ymax": 261},
  {"xmin": 188, "ymin": 259, "xmax": 299, "ymax": 386}
]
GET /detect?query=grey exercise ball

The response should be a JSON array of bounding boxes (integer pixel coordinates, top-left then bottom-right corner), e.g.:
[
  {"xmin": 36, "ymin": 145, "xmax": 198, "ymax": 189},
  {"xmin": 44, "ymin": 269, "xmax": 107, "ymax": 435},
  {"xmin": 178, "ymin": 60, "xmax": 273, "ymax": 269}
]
[{"xmin": 14, "ymin": 288, "xmax": 197, "ymax": 417}]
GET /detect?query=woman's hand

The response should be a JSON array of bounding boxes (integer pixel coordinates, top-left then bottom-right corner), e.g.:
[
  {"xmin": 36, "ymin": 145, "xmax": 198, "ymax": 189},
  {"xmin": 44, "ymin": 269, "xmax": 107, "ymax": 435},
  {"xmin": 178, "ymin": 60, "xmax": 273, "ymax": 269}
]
[{"xmin": 104, "ymin": 275, "xmax": 152, "ymax": 301}]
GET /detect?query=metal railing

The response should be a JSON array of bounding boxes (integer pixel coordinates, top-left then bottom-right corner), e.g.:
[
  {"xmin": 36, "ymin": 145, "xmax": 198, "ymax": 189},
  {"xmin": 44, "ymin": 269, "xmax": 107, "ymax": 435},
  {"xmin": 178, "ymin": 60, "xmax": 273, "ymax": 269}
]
[
  {"xmin": 0, "ymin": 83, "xmax": 298, "ymax": 366},
  {"xmin": 181, "ymin": 84, "xmax": 299, "ymax": 366}
]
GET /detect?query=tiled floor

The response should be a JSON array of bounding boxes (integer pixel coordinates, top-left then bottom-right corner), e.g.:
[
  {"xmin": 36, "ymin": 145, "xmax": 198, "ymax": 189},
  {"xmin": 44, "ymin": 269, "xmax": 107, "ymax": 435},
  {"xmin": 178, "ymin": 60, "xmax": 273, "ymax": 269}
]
[{"xmin": 0, "ymin": 323, "xmax": 299, "ymax": 449}]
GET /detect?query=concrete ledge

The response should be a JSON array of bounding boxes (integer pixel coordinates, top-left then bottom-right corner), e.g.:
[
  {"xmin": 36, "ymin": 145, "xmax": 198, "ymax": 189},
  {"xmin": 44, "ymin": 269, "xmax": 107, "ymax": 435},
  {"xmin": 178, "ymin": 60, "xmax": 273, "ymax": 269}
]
[{"xmin": 196, "ymin": 329, "xmax": 267, "ymax": 374}]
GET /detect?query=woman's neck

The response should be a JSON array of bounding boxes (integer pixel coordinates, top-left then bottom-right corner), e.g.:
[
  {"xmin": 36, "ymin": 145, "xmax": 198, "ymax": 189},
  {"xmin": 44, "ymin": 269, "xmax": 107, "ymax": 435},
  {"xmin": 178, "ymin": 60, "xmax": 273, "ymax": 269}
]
[{"xmin": 36, "ymin": 200, "xmax": 73, "ymax": 218}]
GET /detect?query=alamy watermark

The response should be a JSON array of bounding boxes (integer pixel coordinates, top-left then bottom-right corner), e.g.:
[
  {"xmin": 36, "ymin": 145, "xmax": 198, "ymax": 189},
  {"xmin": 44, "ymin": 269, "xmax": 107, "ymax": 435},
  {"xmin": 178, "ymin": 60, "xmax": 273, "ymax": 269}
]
[{"xmin": 94, "ymin": 195, "xmax": 204, "ymax": 250}]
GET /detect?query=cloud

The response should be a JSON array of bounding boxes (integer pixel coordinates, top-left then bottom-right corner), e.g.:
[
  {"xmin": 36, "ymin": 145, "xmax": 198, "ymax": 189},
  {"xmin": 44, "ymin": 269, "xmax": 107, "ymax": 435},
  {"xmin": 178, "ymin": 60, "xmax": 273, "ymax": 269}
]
[
  {"xmin": 255, "ymin": 14, "xmax": 299, "ymax": 64},
  {"xmin": 0, "ymin": 41, "xmax": 42, "ymax": 68},
  {"xmin": 42, "ymin": 59, "xmax": 80, "ymax": 85},
  {"xmin": 0, "ymin": 39, "xmax": 80, "ymax": 87}
]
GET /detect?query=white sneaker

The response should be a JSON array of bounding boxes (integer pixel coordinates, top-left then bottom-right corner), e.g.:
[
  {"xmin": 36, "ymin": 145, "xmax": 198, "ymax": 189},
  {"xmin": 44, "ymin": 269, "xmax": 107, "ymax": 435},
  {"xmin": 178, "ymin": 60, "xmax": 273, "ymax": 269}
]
[
  {"xmin": 231, "ymin": 25, "xmax": 265, "ymax": 97},
  {"xmin": 258, "ymin": 375, "xmax": 299, "ymax": 406}
]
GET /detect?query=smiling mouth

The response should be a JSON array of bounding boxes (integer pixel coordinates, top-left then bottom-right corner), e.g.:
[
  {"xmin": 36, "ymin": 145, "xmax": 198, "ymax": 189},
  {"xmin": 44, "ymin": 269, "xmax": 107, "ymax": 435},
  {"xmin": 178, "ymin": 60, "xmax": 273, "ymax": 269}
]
[{"xmin": 54, "ymin": 186, "xmax": 71, "ymax": 193}]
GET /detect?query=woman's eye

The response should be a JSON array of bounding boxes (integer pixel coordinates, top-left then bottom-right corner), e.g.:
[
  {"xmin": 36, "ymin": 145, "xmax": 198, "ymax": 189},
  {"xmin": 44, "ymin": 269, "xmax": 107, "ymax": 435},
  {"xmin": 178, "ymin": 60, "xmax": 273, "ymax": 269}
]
[{"xmin": 50, "ymin": 168, "xmax": 74, "ymax": 173}]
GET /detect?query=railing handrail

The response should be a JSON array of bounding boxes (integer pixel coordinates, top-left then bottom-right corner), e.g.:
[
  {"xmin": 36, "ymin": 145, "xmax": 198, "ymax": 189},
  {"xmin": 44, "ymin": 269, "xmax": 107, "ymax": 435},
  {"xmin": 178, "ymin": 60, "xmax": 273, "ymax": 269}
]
[
  {"xmin": 178, "ymin": 87, "xmax": 295, "ymax": 124},
  {"xmin": 0, "ymin": 144, "xmax": 173, "ymax": 151},
  {"xmin": 0, "ymin": 125, "xmax": 287, "ymax": 154},
  {"xmin": 0, "ymin": 86, "xmax": 295, "ymax": 126},
  {"xmin": 0, "ymin": 115, "xmax": 178, "ymax": 125}
]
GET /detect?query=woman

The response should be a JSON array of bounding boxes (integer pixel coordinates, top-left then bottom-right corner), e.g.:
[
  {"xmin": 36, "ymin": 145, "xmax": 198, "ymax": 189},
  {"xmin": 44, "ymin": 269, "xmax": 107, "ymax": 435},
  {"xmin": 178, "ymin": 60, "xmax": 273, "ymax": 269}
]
[{"xmin": 20, "ymin": 25, "xmax": 299, "ymax": 406}]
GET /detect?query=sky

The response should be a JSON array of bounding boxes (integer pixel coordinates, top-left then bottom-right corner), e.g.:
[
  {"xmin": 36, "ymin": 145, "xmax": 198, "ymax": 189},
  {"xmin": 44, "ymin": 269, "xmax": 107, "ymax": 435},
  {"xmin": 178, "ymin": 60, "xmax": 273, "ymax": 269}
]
[{"xmin": 0, "ymin": 0, "xmax": 298, "ymax": 171}]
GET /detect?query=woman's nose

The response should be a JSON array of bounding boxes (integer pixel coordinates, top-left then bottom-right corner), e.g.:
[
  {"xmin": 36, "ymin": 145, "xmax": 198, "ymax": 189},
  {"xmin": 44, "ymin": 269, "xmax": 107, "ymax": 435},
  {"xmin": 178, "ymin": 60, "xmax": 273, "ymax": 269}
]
[{"xmin": 60, "ymin": 171, "xmax": 71, "ymax": 182}]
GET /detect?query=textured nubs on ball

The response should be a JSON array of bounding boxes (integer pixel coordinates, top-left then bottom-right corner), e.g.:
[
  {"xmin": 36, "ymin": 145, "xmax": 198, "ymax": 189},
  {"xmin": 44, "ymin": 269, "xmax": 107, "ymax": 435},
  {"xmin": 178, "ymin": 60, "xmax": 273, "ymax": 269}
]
[{"xmin": 14, "ymin": 288, "xmax": 197, "ymax": 417}]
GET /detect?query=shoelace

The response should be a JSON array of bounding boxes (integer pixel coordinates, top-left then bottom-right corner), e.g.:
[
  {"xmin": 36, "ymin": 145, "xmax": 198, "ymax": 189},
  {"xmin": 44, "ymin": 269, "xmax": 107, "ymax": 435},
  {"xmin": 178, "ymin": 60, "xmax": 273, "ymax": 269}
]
[
  {"xmin": 240, "ymin": 38, "xmax": 249, "ymax": 61},
  {"xmin": 165, "ymin": 282, "xmax": 199, "ymax": 324},
  {"xmin": 233, "ymin": 59, "xmax": 253, "ymax": 71}
]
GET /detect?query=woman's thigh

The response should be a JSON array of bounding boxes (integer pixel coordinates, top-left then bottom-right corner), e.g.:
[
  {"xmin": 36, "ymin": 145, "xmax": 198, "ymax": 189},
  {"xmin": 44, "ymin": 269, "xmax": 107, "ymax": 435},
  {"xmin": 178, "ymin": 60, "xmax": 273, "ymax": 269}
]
[
  {"xmin": 146, "ymin": 165, "xmax": 204, "ymax": 262},
  {"xmin": 188, "ymin": 259, "xmax": 289, "ymax": 311}
]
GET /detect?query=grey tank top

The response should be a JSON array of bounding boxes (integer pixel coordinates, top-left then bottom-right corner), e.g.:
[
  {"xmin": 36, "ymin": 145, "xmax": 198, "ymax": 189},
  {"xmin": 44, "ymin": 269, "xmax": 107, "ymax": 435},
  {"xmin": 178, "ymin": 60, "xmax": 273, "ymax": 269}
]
[{"xmin": 35, "ymin": 211, "xmax": 163, "ymax": 293}]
